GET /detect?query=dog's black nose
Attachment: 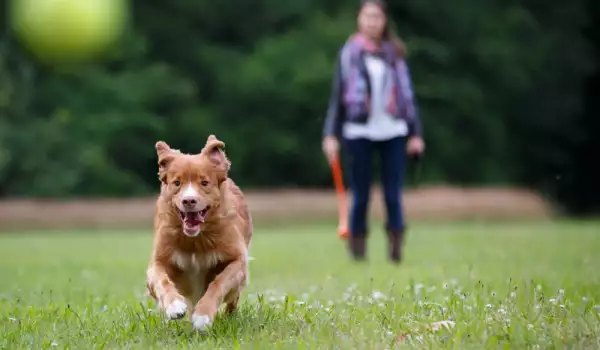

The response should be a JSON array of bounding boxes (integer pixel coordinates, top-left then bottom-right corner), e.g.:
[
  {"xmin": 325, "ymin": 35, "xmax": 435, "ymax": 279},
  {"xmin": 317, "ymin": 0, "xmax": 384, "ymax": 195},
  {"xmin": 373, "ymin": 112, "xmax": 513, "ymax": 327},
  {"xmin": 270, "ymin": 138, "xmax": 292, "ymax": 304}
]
[{"xmin": 182, "ymin": 197, "xmax": 197, "ymax": 207}]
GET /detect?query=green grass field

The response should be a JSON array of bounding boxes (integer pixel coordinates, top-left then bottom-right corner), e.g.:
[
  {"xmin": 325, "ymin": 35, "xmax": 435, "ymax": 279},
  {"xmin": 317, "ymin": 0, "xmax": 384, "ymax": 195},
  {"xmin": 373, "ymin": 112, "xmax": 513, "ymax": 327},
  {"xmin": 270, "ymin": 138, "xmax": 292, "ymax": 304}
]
[{"xmin": 1, "ymin": 220, "xmax": 599, "ymax": 349}]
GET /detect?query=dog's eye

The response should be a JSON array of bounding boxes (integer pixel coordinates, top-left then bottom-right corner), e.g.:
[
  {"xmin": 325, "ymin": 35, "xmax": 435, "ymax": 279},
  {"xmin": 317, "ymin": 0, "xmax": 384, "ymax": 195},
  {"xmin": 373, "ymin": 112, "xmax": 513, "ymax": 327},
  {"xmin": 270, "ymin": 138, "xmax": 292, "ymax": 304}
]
[
  {"xmin": 173, "ymin": 180, "xmax": 181, "ymax": 187},
  {"xmin": 201, "ymin": 180, "xmax": 209, "ymax": 186}
]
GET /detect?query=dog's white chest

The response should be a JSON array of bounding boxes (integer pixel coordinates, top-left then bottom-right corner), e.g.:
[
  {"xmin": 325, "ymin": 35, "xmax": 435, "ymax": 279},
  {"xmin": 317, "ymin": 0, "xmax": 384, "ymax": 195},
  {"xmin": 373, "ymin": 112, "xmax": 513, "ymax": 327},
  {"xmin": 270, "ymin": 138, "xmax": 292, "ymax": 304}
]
[
  {"xmin": 171, "ymin": 250, "xmax": 222, "ymax": 303},
  {"xmin": 172, "ymin": 251, "xmax": 201, "ymax": 272},
  {"xmin": 172, "ymin": 250, "xmax": 223, "ymax": 271}
]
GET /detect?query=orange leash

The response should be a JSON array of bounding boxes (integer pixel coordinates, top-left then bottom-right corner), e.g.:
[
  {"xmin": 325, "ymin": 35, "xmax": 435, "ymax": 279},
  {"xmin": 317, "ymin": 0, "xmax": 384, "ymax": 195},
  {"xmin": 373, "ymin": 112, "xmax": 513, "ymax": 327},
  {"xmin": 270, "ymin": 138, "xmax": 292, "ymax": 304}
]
[{"xmin": 330, "ymin": 156, "xmax": 349, "ymax": 239}]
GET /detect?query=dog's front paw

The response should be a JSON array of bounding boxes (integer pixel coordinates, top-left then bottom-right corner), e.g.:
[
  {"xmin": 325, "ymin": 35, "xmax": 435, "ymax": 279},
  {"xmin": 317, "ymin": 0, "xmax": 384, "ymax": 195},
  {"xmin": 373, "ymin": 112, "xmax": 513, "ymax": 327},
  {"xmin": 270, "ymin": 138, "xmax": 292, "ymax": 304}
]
[
  {"xmin": 191, "ymin": 313, "xmax": 213, "ymax": 332},
  {"xmin": 166, "ymin": 299, "xmax": 187, "ymax": 320}
]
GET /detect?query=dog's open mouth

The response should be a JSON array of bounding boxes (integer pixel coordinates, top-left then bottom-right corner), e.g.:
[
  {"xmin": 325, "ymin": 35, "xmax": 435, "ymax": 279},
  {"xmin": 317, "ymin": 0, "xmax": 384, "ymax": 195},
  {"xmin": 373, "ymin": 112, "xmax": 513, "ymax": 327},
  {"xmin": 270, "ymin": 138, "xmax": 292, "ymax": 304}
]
[{"xmin": 179, "ymin": 206, "xmax": 210, "ymax": 236}]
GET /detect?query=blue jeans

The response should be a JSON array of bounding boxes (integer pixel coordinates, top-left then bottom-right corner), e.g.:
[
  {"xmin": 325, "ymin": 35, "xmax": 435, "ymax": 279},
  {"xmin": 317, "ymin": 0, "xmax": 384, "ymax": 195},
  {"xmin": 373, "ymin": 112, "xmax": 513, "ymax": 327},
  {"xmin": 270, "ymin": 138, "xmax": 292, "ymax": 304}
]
[{"xmin": 343, "ymin": 136, "xmax": 407, "ymax": 236}]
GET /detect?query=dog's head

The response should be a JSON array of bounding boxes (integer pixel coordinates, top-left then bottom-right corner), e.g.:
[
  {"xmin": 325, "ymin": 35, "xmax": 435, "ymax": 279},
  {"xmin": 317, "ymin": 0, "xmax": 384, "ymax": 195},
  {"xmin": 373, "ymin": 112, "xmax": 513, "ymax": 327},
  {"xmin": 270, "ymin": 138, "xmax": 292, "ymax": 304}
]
[{"xmin": 155, "ymin": 135, "xmax": 231, "ymax": 237}]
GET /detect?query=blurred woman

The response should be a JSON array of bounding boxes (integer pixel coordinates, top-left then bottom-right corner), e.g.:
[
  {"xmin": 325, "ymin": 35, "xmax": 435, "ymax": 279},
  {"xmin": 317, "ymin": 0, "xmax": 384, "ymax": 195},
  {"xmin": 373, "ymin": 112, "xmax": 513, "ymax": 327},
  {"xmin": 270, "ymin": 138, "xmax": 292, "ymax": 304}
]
[{"xmin": 322, "ymin": 0, "xmax": 425, "ymax": 263}]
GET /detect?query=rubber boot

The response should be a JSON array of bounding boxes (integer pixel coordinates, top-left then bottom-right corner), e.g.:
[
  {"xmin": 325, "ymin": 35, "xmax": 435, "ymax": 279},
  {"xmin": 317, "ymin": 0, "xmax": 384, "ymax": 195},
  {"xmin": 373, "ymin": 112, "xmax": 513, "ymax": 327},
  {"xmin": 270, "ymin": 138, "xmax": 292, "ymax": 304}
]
[
  {"xmin": 348, "ymin": 234, "xmax": 367, "ymax": 261},
  {"xmin": 387, "ymin": 229, "xmax": 405, "ymax": 263}
]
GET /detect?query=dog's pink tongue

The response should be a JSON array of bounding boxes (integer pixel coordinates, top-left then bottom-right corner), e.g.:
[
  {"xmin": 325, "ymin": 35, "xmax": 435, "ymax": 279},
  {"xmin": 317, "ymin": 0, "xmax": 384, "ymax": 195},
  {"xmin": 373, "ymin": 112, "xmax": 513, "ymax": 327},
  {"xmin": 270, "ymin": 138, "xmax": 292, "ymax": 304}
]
[{"xmin": 184, "ymin": 212, "xmax": 203, "ymax": 224}]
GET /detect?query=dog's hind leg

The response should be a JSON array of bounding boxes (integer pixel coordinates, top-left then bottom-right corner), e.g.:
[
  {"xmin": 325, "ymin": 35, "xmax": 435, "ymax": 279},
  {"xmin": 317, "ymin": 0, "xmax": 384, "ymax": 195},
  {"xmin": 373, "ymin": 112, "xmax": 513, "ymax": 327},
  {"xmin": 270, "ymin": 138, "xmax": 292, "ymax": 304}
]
[{"xmin": 223, "ymin": 290, "xmax": 240, "ymax": 315}]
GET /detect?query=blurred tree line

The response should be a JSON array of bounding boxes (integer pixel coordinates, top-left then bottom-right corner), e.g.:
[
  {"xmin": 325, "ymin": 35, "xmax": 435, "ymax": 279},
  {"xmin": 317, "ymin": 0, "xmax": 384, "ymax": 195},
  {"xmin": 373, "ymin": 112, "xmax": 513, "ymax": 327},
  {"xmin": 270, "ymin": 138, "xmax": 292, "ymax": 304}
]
[{"xmin": 0, "ymin": 0, "xmax": 598, "ymax": 215}]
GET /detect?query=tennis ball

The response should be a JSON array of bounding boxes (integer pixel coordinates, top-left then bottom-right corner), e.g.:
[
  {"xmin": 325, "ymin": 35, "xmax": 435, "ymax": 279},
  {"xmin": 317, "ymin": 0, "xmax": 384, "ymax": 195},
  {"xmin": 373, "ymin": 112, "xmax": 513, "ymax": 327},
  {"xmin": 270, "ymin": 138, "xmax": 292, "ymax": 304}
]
[{"xmin": 10, "ymin": 0, "xmax": 130, "ymax": 64}]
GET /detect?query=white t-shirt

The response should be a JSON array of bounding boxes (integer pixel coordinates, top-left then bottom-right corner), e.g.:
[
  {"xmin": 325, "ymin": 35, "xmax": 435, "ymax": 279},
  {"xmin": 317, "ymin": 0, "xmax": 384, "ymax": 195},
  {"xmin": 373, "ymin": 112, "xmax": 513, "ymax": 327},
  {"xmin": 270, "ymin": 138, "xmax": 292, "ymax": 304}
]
[{"xmin": 342, "ymin": 54, "xmax": 408, "ymax": 141}]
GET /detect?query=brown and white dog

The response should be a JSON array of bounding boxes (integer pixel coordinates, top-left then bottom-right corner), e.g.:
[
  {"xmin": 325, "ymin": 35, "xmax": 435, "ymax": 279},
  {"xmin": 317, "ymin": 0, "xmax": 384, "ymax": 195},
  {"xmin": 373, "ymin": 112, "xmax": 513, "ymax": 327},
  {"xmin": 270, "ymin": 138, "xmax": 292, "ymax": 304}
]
[{"xmin": 145, "ymin": 135, "xmax": 252, "ymax": 332}]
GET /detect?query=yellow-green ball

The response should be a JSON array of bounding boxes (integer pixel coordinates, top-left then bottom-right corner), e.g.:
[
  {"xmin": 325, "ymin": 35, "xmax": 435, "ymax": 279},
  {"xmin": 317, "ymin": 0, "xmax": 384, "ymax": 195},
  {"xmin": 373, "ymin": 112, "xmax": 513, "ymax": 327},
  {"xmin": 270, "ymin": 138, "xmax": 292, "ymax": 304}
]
[{"xmin": 10, "ymin": 0, "xmax": 130, "ymax": 64}]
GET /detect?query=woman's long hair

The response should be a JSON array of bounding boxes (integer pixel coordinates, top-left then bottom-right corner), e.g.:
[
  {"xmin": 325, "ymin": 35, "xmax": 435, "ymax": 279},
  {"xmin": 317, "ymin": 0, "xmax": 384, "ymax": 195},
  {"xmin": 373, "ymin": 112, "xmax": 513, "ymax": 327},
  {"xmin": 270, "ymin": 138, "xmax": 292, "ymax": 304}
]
[{"xmin": 359, "ymin": 0, "xmax": 407, "ymax": 58}]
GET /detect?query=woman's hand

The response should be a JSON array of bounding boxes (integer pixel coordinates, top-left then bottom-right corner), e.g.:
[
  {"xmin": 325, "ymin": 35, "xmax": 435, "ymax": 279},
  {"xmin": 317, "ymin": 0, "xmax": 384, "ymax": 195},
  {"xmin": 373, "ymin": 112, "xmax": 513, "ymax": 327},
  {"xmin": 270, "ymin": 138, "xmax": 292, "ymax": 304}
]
[
  {"xmin": 322, "ymin": 136, "xmax": 340, "ymax": 163},
  {"xmin": 407, "ymin": 136, "xmax": 425, "ymax": 156}
]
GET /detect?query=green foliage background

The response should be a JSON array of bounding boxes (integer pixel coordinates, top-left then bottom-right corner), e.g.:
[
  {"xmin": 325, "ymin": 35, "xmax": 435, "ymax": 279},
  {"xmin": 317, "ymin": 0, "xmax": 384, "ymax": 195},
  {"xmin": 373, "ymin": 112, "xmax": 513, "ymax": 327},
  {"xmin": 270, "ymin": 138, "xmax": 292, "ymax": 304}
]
[{"xmin": 0, "ymin": 0, "xmax": 598, "ymax": 214}]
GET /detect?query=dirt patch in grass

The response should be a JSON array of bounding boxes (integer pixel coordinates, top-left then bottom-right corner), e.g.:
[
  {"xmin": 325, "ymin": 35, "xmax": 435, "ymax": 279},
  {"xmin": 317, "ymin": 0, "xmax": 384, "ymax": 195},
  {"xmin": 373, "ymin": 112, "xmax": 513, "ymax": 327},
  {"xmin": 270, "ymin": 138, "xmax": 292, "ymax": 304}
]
[{"xmin": 0, "ymin": 186, "xmax": 554, "ymax": 231}]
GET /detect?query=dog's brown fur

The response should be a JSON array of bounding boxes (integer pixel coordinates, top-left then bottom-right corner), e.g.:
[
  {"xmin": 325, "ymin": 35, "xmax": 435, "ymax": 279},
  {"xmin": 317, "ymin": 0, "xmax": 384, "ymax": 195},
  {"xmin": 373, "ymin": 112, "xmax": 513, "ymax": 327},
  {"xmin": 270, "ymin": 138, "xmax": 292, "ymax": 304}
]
[{"xmin": 145, "ymin": 135, "xmax": 252, "ymax": 331}]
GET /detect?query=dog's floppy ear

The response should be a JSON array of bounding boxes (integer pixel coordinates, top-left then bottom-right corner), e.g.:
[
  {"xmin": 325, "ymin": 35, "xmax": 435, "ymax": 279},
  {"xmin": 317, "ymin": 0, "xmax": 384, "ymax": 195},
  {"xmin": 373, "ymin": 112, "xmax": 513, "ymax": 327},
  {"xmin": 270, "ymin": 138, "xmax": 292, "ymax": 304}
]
[
  {"xmin": 201, "ymin": 135, "xmax": 231, "ymax": 181},
  {"xmin": 156, "ymin": 141, "xmax": 176, "ymax": 183}
]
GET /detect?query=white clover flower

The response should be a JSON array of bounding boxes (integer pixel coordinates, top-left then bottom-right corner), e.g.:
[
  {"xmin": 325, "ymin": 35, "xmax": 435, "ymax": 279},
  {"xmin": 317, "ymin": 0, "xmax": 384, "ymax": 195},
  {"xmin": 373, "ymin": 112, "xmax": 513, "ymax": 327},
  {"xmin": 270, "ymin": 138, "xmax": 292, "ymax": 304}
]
[{"xmin": 372, "ymin": 290, "xmax": 386, "ymax": 300}]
